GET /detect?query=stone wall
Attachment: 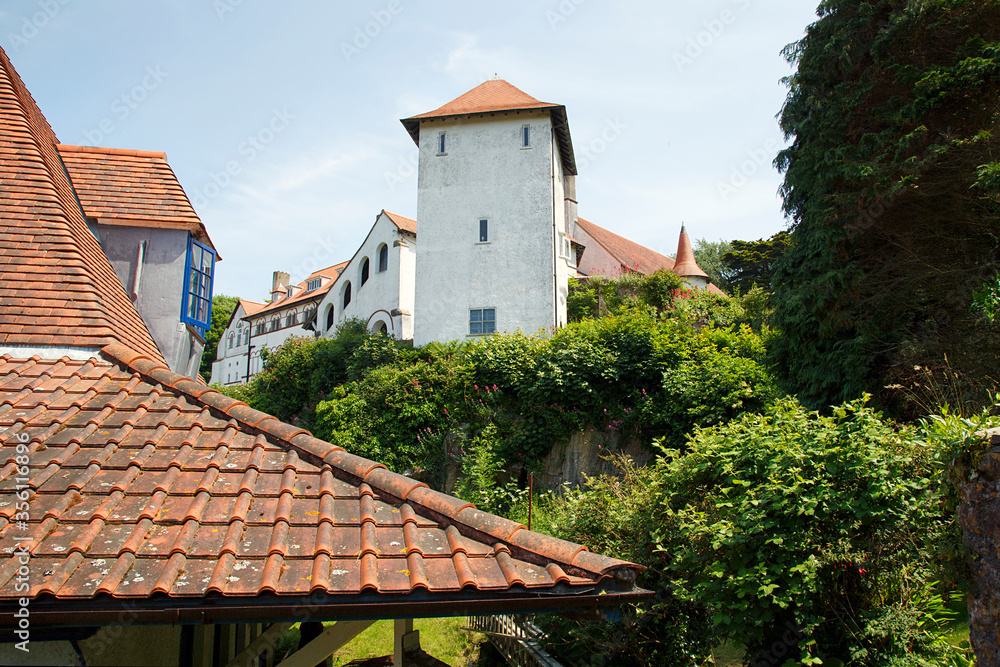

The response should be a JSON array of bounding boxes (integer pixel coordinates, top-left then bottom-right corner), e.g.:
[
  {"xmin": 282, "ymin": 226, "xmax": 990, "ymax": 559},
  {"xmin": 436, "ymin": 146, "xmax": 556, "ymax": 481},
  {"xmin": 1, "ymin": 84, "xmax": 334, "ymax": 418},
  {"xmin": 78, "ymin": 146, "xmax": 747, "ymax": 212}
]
[
  {"xmin": 540, "ymin": 428, "xmax": 652, "ymax": 490},
  {"xmin": 958, "ymin": 429, "xmax": 1000, "ymax": 666}
]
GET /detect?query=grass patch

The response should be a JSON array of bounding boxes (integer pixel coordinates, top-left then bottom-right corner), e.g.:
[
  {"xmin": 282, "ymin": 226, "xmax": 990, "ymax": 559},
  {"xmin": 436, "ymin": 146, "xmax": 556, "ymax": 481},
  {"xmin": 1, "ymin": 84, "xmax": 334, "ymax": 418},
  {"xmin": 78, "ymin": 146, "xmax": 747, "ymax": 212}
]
[{"xmin": 275, "ymin": 617, "xmax": 484, "ymax": 666}]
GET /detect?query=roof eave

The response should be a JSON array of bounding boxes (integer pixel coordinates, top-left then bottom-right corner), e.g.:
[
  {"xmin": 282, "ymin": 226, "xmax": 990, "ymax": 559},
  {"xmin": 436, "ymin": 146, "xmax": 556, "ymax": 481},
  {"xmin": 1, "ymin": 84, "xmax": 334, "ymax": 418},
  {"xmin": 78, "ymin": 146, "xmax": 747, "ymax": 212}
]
[{"xmin": 7, "ymin": 586, "xmax": 653, "ymax": 629}]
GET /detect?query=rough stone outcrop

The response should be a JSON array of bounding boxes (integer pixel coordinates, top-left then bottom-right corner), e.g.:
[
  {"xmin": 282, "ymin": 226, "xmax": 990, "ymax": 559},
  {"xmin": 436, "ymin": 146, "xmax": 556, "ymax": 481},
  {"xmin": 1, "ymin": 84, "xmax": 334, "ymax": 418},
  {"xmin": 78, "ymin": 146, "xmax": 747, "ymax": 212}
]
[
  {"xmin": 958, "ymin": 429, "xmax": 1000, "ymax": 666},
  {"xmin": 541, "ymin": 428, "xmax": 652, "ymax": 489}
]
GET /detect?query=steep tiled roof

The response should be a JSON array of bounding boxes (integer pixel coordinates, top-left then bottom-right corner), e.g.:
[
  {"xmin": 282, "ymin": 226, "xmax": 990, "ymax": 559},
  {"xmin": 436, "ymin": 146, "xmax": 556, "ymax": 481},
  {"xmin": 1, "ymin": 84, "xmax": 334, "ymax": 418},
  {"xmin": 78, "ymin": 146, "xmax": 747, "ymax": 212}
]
[
  {"xmin": 0, "ymin": 346, "xmax": 645, "ymax": 625},
  {"xmin": 577, "ymin": 218, "xmax": 725, "ymax": 295},
  {"xmin": 249, "ymin": 263, "xmax": 349, "ymax": 319},
  {"xmin": 401, "ymin": 80, "xmax": 578, "ymax": 175},
  {"xmin": 58, "ymin": 145, "xmax": 217, "ymax": 255},
  {"xmin": 576, "ymin": 217, "xmax": 676, "ymax": 275},
  {"xmin": 0, "ymin": 47, "xmax": 164, "ymax": 363},
  {"xmin": 407, "ymin": 80, "xmax": 560, "ymax": 120},
  {"xmin": 383, "ymin": 210, "xmax": 417, "ymax": 235},
  {"xmin": 672, "ymin": 224, "xmax": 709, "ymax": 279}
]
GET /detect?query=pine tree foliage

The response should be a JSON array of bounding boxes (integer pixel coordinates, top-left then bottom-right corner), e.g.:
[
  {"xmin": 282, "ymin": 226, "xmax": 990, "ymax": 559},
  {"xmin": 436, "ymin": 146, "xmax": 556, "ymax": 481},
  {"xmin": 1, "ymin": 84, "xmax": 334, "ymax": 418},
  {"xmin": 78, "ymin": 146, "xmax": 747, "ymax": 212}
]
[
  {"xmin": 722, "ymin": 231, "xmax": 793, "ymax": 295},
  {"xmin": 772, "ymin": 0, "xmax": 1000, "ymax": 412}
]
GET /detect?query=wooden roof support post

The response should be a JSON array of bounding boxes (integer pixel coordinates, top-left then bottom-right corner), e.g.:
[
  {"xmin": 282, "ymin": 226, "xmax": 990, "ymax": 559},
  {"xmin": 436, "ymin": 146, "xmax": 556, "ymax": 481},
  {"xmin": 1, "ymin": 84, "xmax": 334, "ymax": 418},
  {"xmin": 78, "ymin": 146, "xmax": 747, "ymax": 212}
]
[{"xmin": 394, "ymin": 618, "xmax": 419, "ymax": 667}]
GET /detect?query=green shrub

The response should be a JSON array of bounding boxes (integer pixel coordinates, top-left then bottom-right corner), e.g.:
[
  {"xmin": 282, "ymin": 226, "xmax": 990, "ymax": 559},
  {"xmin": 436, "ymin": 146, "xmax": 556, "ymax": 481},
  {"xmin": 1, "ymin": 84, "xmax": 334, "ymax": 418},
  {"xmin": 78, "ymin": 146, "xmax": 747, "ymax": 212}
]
[
  {"xmin": 659, "ymin": 397, "xmax": 962, "ymax": 665},
  {"xmin": 538, "ymin": 455, "xmax": 716, "ymax": 666},
  {"xmin": 541, "ymin": 397, "xmax": 975, "ymax": 666}
]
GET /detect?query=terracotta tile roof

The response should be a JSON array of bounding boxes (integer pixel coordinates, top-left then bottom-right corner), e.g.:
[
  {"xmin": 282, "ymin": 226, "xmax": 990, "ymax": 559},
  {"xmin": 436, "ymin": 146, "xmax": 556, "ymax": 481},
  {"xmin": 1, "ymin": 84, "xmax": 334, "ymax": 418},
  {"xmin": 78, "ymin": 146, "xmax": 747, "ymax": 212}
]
[
  {"xmin": 383, "ymin": 210, "xmax": 417, "ymax": 235},
  {"xmin": 0, "ymin": 346, "xmax": 646, "ymax": 625},
  {"xmin": 239, "ymin": 299, "xmax": 265, "ymax": 317},
  {"xmin": 0, "ymin": 47, "xmax": 164, "ymax": 364},
  {"xmin": 401, "ymin": 80, "xmax": 578, "ymax": 175},
  {"xmin": 576, "ymin": 217, "xmax": 676, "ymax": 275},
  {"xmin": 672, "ymin": 224, "xmax": 709, "ymax": 280},
  {"xmin": 407, "ymin": 80, "xmax": 560, "ymax": 120},
  {"xmin": 249, "ymin": 263, "xmax": 349, "ymax": 319},
  {"xmin": 57, "ymin": 145, "xmax": 217, "ymax": 256}
]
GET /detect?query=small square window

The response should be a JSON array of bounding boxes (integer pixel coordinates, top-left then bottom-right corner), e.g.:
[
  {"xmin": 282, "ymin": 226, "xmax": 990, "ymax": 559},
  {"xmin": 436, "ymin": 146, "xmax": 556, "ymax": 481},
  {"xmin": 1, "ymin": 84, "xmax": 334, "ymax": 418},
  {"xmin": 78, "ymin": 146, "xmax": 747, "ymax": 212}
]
[
  {"xmin": 522, "ymin": 124, "xmax": 531, "ymax": 148},
  {"xmin": 470, "ymin": 308, "xmax": 496, "ymax": 335},
  {"xmin": 438, "ymin": 132, "xmax": 447, "ymax": 155},
  {"xmin": 479, "ymin": 219, "xmax": 489, "ymax": 243}
]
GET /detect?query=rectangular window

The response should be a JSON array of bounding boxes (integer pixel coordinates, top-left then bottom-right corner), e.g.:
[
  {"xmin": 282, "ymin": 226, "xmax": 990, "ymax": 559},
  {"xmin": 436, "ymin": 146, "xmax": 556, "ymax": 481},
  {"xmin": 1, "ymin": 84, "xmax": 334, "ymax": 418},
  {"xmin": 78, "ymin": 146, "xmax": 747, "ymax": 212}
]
[
  {"xmin": 438, "ymin": 132, "xmax": 447, "ymax": 155},
  {"xmin": 479, "ymin": 219, "xmax": 489, "ymax": 243},
  {"xmin": 306, "ymin": 279, "xmax": 321, "ymax": 292},
  {"xmin": 181, "ymin": 237, "xmax": 215, "ymax": 333},
  {"xmin": 469, "ymin": 308, "xmax": 496, "ymax": 335},
  {"xmin": 522, "ymin": 124, "xmax": 531, "ymax": 147}
]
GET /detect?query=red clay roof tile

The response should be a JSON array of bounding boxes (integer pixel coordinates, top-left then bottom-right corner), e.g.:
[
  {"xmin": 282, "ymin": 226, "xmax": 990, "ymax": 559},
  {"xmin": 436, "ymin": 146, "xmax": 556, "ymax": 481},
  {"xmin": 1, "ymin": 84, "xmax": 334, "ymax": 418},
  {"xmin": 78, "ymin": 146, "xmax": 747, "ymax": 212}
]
[
  {"xmin": 56, "ymin": 144, "xmax": 218, "ymax": 256},
  {"xmin": 0, "ymin": 346, "xmax": 646, "ymax": 624},
  {"xmin": 0, "ymin": 48, "xmax": 165, "ymax": 363}
]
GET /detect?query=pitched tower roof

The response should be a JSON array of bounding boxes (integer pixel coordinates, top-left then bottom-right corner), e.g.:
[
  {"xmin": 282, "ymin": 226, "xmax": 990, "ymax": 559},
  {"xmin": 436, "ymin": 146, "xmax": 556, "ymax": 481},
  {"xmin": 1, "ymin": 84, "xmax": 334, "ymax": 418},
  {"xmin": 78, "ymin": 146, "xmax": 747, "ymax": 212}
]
[
  {"xmin": 401, "ymin": 79, "xmax": 577, "ymax": 175},
  {"xmin": 0, "ymin": 46, "xmax": 164, "ymax": 363},
  {"xmin": 672, "ymin": 224, "xmax": 709, "ymax": 280}
]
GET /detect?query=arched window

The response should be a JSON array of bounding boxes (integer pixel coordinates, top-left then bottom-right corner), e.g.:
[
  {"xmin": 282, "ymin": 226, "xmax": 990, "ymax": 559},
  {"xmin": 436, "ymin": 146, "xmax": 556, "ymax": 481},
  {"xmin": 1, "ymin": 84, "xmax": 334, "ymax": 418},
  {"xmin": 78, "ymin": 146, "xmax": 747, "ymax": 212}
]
[
  {"xmin": 378, "ymin": 244, "xmax": 388, "ymax": 272},
  {"xmin": 361, "ymin": 258, "xmax": 370, "ymax": 286},
  {"xmin": 376, "ymin": 322, "xmax": 388, "ymax": 335},
  {"xmin": 326, "ymin": 305, "xmax": 335, "ymax": 332},
  {"xmin": 271, "ymin": 317, "xmax": 279, "ymax": 332},
  {"xmin": 343, "ymin": 282, "xmax": 352, "ymax": 308},
  {"xmin": 286, "ymin": 311, "xmax": 297, "ymax": 327},
  {"xmin": 228, "ymin": 333, "xmax": 234, "ymax": 349}
]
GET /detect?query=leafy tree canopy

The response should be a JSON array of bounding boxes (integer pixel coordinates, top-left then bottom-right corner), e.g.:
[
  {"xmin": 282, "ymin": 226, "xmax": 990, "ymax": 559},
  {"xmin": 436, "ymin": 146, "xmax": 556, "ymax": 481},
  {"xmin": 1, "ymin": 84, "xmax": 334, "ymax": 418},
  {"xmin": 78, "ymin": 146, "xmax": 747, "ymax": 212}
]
[
  {"xmin": 693, "ymin": 238, "xmax": 733, "ymax": 292},
  {"xmin": 722, "ymin": 230, "xmax": 792, "ymax": 295},
  {"xmin": 771, "ymin": 0, "xmax": 1000, "ymax": 414}
]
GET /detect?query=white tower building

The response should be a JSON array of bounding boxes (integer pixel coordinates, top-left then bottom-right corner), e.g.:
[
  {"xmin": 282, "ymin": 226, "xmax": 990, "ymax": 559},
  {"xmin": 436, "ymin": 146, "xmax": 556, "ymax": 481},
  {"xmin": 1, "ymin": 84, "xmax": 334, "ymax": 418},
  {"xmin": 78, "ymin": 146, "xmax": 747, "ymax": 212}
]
[{"xmin": 401, "ymin": 80, "xmax": 579, "ymax": 346}]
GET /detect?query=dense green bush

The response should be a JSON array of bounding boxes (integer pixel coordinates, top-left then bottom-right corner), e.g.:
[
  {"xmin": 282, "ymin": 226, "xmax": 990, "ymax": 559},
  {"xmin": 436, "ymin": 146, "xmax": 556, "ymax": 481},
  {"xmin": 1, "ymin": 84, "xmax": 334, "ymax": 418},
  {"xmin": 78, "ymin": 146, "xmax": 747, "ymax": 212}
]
[
  {"xmin": 228, "ymin": 292, "xmax": 778, "ymax": 482},
  {"xmin": 541, "ymin": 397, "xmax": 984, "ymax": 666}
]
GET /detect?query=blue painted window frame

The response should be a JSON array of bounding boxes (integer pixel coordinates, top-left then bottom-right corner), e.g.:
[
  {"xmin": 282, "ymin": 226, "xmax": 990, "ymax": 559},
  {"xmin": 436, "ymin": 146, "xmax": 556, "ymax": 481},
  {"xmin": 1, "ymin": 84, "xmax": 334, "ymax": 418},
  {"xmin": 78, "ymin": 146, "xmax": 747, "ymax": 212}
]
[{"xmin": 181, "ymin": 236, "xmax": 215, "ymax": 334}]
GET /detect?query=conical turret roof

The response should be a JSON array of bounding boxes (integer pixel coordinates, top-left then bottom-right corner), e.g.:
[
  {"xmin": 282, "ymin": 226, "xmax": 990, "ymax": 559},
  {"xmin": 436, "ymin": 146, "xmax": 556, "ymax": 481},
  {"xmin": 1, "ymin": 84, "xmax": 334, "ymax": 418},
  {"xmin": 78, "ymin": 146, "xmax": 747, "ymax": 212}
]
[{"xmin": 672, "ymin": 224, "xmax": 709, "ymax": 280}]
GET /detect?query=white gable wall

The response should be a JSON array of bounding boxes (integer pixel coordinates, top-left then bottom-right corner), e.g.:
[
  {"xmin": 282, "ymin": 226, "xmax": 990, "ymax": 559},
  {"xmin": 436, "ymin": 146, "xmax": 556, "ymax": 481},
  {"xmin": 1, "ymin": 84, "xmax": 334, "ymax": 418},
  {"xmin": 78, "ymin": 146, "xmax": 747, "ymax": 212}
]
[
  {"xmin": 413, "ymin": 111, "xmax": 563, "ymax": 346},
  {"xmin": 209, "ymin": 303, "xmax": 252, "ymax": 385},
  {"xmin": 318, "ymin": 212, "xmax": 415, "ymax": 339},
  {"xmin": 573, "ymin": 224, "xmax": 625, "ymax": 277}
]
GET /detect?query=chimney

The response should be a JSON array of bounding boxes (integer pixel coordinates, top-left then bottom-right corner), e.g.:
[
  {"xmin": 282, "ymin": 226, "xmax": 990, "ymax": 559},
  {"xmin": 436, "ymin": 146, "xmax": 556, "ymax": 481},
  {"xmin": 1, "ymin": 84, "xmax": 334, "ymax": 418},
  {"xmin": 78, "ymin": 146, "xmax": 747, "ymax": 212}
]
[
  {"xmin": 271, "ymin": 271, "xmax": 290, "ymax": 301},
  {"xmin": 672, "ymin": 224, "xmax": 710, "ymax": 290}
]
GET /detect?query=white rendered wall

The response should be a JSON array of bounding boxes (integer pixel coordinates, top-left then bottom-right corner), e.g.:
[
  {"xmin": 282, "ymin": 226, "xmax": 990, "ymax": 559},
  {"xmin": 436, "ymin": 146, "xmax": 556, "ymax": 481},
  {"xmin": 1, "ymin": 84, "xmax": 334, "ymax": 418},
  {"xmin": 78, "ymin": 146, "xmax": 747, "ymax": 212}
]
[
  {"xmin": 413, "ymin": 111, "xmax": 563, "ymax": 346},
  {"xmin": 318, "ymin": 212, "xmax": 413, "ymax": 340},
  {"xmin": 210, "ymin": 304, "xmax": 252, "ymax": 385}
]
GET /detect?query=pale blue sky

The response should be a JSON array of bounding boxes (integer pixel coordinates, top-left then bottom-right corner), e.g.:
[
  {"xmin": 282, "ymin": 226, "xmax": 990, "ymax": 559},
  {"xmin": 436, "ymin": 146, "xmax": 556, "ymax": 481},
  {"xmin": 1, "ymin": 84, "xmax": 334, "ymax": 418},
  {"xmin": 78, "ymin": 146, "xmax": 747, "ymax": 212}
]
[{"xmin": 2, "ymin": 0, "xmax": 819, "ymax": 300}]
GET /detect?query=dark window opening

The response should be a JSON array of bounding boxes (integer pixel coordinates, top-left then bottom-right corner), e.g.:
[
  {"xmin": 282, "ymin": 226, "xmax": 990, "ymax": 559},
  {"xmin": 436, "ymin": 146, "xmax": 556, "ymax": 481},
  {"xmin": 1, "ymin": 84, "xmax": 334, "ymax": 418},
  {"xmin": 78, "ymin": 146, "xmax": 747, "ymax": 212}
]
[
  {"xmin": 378, "ymin": 244, "xmax": 388, "ymax": 272},
  {"xmin": 470, "ymin": 308, "xmax": 496, "ymax": 335},
  {"xmin": 361, "ymin": 258, "xmax": 370, "ymax": 286}
]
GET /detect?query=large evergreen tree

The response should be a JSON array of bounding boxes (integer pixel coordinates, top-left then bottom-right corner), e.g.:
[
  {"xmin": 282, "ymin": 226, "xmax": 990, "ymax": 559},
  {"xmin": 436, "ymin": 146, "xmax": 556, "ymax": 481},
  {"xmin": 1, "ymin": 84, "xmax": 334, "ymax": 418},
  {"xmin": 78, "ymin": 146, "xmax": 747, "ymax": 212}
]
[{"xmin": 772, "ymin": 0, "xmax": 1000, "ymax": 413}]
